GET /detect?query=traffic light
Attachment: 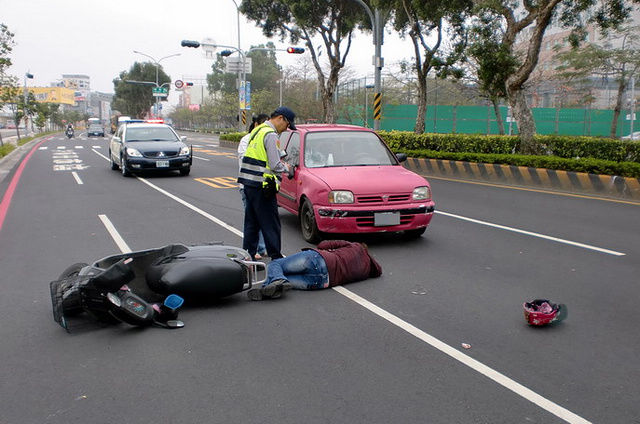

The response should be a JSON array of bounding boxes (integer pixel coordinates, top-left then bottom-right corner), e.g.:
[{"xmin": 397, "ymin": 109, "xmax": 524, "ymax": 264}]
[
  {"xmin": 186, "ymin": 82, "xmax": 194, "ymax": 87},
  {"xmin": 181, "ymin": 40, "xmax": 201, "ymax": 48},
  {"xmin": 286, "ymin": 47, "xmax": 305, "ymax": 54},
  {"xmin": 219, "ymin": 50, "xmax": 234, "ymax": 57}
]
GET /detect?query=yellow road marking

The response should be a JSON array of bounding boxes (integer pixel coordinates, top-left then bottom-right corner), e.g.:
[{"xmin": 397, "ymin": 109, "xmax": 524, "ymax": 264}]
[
  {"xmin": 426, "ymin": 175, "xmax": 640, "ymax": 206},
  {"xmin": 194, "ymin": 177, "xmax": 238, "ymax": 189}
]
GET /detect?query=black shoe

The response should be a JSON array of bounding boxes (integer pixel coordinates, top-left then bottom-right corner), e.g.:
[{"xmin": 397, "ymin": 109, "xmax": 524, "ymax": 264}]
[{"xmin": 247, "ymin": 279, "xmax": 292, "ymax": 301}]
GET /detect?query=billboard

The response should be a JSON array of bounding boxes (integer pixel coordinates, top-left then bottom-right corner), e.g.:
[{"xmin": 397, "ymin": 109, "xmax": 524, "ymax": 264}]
[{"xmin": 28, "ymin": 87, "xmax": 76, "ymax": 105}]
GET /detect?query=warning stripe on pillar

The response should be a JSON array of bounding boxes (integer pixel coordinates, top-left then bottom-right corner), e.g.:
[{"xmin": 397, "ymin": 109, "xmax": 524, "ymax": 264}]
[
  {"xmin": 242, "ymin": 110, "xmax": 246, "ymax": 125},
  {"xmin": 373, "ymin": 93, "xmax": 382, "ymax": 121}
]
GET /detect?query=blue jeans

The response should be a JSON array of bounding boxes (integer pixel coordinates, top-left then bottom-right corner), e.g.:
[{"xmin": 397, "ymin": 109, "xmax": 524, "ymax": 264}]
[
  {"xmin": 266, "ymin": 250, "xmax": 329, "ymax": 290},
  {"xmin": 240, "ymin": 186, "xmax": 266, "ymax": 255}
]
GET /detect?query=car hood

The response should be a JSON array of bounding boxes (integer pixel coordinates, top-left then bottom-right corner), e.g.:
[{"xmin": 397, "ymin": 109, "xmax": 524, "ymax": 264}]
[
  {"xmin": 306, "ymin": 165, "xmax": 428, "ymax": 193},
  {"xmin": 125, "ymin": 141, "xmax": 183, "ymax": 151}
]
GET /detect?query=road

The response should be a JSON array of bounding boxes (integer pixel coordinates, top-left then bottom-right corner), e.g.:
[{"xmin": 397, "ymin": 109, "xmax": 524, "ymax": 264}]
[{"xmin": 0, "ymin": 131, "xmax": 638, "ymax": 424}]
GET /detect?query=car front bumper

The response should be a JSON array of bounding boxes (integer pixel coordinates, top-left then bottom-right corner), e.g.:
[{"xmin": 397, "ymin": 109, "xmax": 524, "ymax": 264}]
[
  {"xmin": 314, "ymin": 201, "xmax": 435, "ymax": 233},
  {"xmin": 124, "ymin": 156, "xmax": 192, "ymax": 171}
]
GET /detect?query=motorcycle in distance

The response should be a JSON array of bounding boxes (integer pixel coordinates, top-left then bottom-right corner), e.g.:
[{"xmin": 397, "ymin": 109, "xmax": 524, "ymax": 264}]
[
  {"xmin": 50, "ymin": 243, "xmax": 266, "ymax": 332},
  {"xmin": 65, "ymin": 127, "xmax": 74, "ymax": 139}
]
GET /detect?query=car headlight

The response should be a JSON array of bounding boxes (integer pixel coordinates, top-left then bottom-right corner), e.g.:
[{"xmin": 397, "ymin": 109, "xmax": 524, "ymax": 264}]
[
  {"xmin": 179, "ymin": 146, "xmax": 190, "ymax": 156},
  {"xmin": 328, "ymin": 190, "xmax": 354, "ymax": 204},
  {"xmin": 412, "ymin": 186, "xmax": 431, "ymax": 200},
  {"xmin": 126, "ymin": 147, "xmax": 143, "ymax": 157}
]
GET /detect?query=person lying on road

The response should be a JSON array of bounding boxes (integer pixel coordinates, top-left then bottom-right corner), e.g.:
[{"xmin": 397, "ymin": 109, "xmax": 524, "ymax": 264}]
[{"xmin": 247, "ymin": 240, "xmax": 382, "ymax": 300}]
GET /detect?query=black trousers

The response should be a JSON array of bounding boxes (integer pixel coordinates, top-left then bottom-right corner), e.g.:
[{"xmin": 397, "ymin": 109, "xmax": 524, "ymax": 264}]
[{"xmin": 242, "ymin": 185, "xmax": 282, "ymax": 259}]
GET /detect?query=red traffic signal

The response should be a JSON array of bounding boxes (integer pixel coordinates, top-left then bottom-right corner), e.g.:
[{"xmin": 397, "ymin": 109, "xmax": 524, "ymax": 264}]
[
  {"xmin": 286, "ymin": 47, "xmax": 305, "ymax": 54},
  {"xmin": 185, "ymin": 82, "xmax": 194, "ymax": 86}
]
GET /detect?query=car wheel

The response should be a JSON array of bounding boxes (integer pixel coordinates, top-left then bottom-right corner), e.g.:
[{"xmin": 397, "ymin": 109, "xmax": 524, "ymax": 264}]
[
  {"xmin": 404, "ymin": 227, "xmax": 426, "ymax": 239},
  {"xmin": 300, "ymin": 199, "xmax": 322, "ymax": 244},
  {"xmin": 109, "ymin": 150, "xmax": 118, "ymax": 170},
  {"xmin": 179, "ymin": 168, "xmax": 190, "ymax": 176},
  {"xmin": 121, "ymin": 156, "xmax": 131, "ymax": 177}
]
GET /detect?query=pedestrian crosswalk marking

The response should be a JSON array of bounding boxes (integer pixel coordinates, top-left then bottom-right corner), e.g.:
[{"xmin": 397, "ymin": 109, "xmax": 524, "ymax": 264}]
[{"xmin": 194, "ymin": 177, "xmax": 237, "ymax": 189}]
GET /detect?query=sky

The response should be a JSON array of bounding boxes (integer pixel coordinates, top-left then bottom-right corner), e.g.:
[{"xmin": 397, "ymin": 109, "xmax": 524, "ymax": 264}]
[{"xmin": 1, "ymin": 0, "xmax": 413, "ymax": 107}]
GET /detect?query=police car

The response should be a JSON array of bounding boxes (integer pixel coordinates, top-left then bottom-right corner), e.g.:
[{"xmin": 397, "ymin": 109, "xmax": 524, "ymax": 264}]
[{"xmin": 109, "ymin": 120, "xmax": 192, "ymax": 177}]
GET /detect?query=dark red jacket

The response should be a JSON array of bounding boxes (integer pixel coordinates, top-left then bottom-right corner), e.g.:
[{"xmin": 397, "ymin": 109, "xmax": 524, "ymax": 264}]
[{"xmin": 312, "ymin": 240, "xmax": 382, "ymax": 287}]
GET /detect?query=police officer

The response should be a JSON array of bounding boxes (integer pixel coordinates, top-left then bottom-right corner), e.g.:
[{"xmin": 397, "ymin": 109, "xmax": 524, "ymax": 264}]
[{"xmin": 238, "ymin": 107, "xmax": 296, "ymax": 260}]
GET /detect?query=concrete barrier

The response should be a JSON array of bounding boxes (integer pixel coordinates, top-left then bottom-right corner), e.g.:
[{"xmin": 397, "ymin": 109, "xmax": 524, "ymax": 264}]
[{"xmin": 403, "ymin": 157, "xmax": 640, "ymax": 201}]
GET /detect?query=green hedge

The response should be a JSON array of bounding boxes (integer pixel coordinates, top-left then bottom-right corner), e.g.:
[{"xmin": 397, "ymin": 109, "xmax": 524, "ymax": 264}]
[
  {"xmin": 219, "ymin": 132, "xmax": 246, "ymax": 142},
  {"xmin": 379, "ymin": 131, "xmax": 640, "ymax": 163}
]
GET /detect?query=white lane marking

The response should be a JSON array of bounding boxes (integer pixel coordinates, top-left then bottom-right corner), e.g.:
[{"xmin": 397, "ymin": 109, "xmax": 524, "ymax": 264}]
[
  {"xmin": 57, "ymin": 146, "xmax": 65, "ymax": 149},
  {"xmin": 138, "ymin": 177, "xmax": 243, "ymax": 237},
  {"xmin": 92, "ymin": 145, "xmax": 101, "ymax": 148},
  {"xmin": 193, "ymin": 155, "xmax": 210, "ymax": 161},
  {"xmin": 93, "ymin": 149, "xmax": 242, "ymax": 237},
  {"xmin": 98, "ymin": 214, "xmax": 132, "ymax": 253},
  {"xmin": 91, "ymin": 146, "xmax": 591, "ymax": 422},
  {"xmin": 75, "ymin": 146, "xmax": 84, "ymax": 149},
  {"xmin": 333, "ymin": 286, "xmax": 591, "ymax": 424},
  {"xmin": 436, "ymin": 210, "xmax": 625, "ymax": 256},
  {"xmin": 192, "ymin": 144, "xmax": 204, "ymax": 147},
  {"xmin": 71, "ymin": 172, "xmax": 83, "ymax": 185},
  {"xmin": 39, "ymin": 146, "xmax": 48, "ymax": 150}
]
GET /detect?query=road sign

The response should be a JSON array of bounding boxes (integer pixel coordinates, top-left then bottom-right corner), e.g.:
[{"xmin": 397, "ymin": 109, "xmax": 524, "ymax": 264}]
[
  {"xmin": 152, "ymin": 87, "xmax": 168, "ymax": 97},
  {"xmin": 175, "ymin": 80, "xmax": 184, "ymax": 89},
  {"xmin": 225, "ymin": 57, "xmax": 252, "ymax": 74}
]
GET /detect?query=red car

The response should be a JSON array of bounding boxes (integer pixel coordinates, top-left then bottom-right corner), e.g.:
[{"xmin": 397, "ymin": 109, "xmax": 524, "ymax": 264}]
[{"xmin": 277, "ymin": 124, "xmax": 435, "ymax": 243}]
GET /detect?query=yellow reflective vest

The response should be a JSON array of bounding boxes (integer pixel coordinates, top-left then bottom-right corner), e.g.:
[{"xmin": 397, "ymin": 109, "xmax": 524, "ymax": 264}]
[{"xmin": 237, "ymin": 123, "xmax": 277, "ymax": 189}]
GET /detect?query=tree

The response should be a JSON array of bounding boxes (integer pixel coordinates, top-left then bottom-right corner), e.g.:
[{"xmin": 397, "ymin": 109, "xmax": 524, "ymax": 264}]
[
  {"xmin": 380, "ymin": 0, "xmax": 472, "ymax": 133},
  {"xmin": 112, "ymin": 62, "xmax": 171, "ymax": 118},
  {"xmin": 1, "ymin": 23, "xmax": 15, "ymax": 78},
  {"xmin": 240, "ymin": 0, "xmax": 367, "ymax": 123},
  {"xmin": 466, "ymin": 15, "xmax": 519, "ymax": 135},
  {"xmin": 555, "ymin": 25, "xmax": 640, "ymax": 138},
  {"xmin": 472, "ymin": 0, "xmax": 640, "ymax": 154},
  {"xmin": 207, "ymin": 55, "xmax": 237, "ymax": 95}
]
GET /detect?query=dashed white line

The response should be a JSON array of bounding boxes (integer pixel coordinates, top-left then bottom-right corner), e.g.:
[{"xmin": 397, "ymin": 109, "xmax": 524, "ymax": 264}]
[
  {"xmin": 39, "ymin": 146, "xmax": 48, "ymax": 150},
  {"xmin": 193, "ymin": 155, "xmax": 210, "ymax": 161},
  {"xmin": 74, "ymin": 146, "xmax": 84, "ymax": 149},
  {"xmin": 436, "ymin": 211, "xmax": 625, "ymax": 256},
  {"xmin": 71, "ymin": 172, "xmax": 83, "ymax": 185},
  {"xmin": 98, "ymin": 214, "xmax": 132, "ymax": 253}
]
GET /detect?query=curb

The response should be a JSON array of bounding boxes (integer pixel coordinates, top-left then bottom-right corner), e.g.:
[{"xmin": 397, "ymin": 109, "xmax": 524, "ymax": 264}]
[
  {"xmin": 403, "ymin": 157, "xmax": 640, "ymax": 200},
  {"xmin": 0, "ymin": 135, "xmax": 49, "ymax": 183},
  {"xmin": 219, "ymin": 140, "xmax": 237, "ymax": 149}
]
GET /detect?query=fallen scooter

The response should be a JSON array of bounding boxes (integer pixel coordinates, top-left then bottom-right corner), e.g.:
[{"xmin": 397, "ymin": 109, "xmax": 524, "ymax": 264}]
[{"xmin": 50, "ymin": 243, "xmax": 266, "ymax": 332}]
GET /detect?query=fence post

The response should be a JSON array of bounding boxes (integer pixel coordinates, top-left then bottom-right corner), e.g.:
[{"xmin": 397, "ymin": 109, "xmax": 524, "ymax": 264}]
[{"xmin": 554, "ymin": 107, "xmax": 560, "ymax": 134}]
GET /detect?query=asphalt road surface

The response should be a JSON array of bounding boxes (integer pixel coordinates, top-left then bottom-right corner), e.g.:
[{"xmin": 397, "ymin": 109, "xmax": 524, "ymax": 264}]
[{"xmin": 0, "ymin": 131, "xmax": 638, "ymax": 424}]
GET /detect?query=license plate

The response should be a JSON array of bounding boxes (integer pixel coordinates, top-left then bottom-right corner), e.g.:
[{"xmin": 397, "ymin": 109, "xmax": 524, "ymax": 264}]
[
  {"xmin": 374, "ymin": 212, "xmax": 400, "ymax": 226},
  {"xmin": 156, "ymin": 160, "xmax": 169, "ymax": 168}
]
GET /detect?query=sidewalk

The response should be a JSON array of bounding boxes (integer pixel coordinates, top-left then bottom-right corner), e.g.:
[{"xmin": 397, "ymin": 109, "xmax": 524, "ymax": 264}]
[{"xmin": 0, "ymin": 132, "xmax": 48, "ymax": 183}]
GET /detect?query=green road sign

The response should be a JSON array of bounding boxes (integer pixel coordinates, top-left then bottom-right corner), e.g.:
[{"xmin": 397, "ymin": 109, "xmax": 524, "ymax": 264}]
[{"xmin": 152, "ymin": 87, "xmax": 168, "ymax": 97}]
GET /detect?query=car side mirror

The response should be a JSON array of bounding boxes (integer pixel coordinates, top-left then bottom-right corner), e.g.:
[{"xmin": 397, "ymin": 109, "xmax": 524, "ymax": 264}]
[
  {"xmin": 395, "ymin": 152, "xmax": 407, "ymax": 163},
  {"xmin": 287, "ymin": 165, "xmax": 296, "ymax": 180},
  {"xmin": 181, "ymin": 136, "xmax": 187, "ymax": 142}
]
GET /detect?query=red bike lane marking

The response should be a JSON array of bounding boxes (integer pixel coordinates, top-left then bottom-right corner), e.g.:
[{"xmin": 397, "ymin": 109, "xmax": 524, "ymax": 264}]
[{"xmin": 0, "ymin": 136, "xmax": 53, "ymax": 233}]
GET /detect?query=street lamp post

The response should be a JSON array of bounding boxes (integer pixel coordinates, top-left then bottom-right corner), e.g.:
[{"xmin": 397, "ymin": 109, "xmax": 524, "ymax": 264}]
[
  {"xmin": 23, "ymin": 72, "xmax": 34, "ymax": 135},
  {"xmin": 350, "ymin": 0, "xmax": 383, "ymax": 130},
  {"xmin": 133, "ymin": 51, "xmax": 181, "ymax": 117}
]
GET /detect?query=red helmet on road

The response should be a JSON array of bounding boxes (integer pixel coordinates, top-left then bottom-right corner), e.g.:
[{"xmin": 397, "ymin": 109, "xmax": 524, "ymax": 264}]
[{"xmin": 523, "ymin": 299, "xmax": 567, "ymax": 326}]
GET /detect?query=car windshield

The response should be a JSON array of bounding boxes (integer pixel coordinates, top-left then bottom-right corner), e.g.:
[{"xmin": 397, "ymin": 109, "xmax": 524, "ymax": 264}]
[
  {"xmin": 125, "ymin": 126, "xmax": 178, "ymax": 142},
  {"xmin": 89, "ymin": 125, "xmax": 102, "ymax": 130},
  {"xmin": 304, "ymin": 131, "xmax": 397, "ymax": 168}
]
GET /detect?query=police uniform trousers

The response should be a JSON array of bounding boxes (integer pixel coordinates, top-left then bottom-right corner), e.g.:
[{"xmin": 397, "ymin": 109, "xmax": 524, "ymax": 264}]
[{"xmin": 242, "ymin": 184, "xmax": 282, "ymax": 259}]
